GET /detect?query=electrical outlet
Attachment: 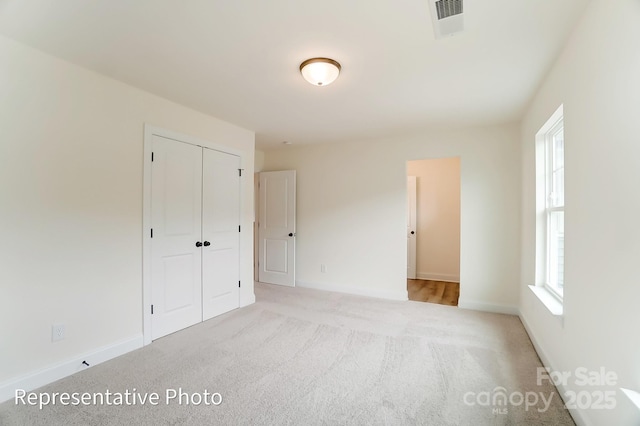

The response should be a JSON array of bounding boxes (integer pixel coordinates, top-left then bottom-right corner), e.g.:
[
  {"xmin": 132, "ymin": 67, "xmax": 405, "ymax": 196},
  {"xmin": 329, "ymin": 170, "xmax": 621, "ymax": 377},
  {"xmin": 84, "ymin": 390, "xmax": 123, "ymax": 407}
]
[
  {"xmin": 52, "ymin": 324, "xmax": 66, "ymax": 342},
  {"xmin": 321, "ymin": 264, "xmax": 327, "ymax": 273}
]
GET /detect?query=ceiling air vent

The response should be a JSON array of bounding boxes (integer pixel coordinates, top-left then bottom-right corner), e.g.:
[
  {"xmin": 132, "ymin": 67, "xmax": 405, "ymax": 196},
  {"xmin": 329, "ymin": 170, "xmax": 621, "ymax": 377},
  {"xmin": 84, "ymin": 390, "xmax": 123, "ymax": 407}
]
[
  {"xmin": 428, "ymin": 0, "xmax": 465, "ymax": 39},
  {"xmin": 435, "ymin": 0, "xmax": 463, "ymax": 20}
]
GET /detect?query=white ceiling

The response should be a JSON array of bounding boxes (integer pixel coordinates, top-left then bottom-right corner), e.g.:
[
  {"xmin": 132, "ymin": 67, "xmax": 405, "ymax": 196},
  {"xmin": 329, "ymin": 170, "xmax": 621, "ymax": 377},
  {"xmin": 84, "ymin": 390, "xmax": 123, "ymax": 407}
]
[{"xmin": 0, "ymin": 0, "xmax": 591, "ymax": 150}]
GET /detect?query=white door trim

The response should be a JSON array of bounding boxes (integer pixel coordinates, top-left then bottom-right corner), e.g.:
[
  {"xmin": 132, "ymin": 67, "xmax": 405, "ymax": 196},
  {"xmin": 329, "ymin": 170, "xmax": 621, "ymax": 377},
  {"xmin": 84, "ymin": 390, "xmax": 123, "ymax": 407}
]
[{"xmin": 142, "ymin": 124, "xmax": 244, "ymax": 346}]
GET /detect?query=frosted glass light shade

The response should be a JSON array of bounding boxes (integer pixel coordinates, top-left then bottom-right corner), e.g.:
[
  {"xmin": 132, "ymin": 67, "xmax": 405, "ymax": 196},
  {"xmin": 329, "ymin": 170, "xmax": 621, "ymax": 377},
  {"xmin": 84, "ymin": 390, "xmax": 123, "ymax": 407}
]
[{"xmin": 300, "ymin": 58, "xmax": 341, "ymax": 86}]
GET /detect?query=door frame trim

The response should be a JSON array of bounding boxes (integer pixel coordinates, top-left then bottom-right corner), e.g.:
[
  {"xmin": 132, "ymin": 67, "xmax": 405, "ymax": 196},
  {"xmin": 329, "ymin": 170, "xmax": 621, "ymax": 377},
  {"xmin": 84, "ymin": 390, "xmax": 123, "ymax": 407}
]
[{"xmin": 142, "ymin": 124, "xmax": 244, "ymax": 346}]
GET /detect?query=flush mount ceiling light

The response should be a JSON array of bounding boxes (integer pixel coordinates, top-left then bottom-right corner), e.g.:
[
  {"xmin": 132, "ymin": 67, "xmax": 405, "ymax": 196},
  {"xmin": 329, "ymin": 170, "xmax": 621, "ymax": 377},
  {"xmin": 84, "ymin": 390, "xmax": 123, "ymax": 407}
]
[{"xmin": 299, "ymin": 58, "xmax": 341, "ymax": 86}]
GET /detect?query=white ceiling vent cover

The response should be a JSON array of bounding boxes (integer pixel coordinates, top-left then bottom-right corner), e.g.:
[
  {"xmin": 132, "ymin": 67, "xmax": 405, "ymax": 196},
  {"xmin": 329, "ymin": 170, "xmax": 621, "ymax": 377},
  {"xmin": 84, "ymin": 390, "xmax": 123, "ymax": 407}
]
[{"xmin": 428, "ymin": 0, "xmax": 465, "ymax": 39}]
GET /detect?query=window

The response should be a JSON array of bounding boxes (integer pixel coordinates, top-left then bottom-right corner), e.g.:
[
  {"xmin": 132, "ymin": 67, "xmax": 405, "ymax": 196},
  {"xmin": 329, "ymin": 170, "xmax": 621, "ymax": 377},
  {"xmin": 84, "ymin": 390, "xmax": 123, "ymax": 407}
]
[
  {"xmin": 534, "ymin": 105, "xmax": 565, "ymax": 305},
  {"xmin": 545, "ymin": 120, "xmax": 564, "ymax": 298}
]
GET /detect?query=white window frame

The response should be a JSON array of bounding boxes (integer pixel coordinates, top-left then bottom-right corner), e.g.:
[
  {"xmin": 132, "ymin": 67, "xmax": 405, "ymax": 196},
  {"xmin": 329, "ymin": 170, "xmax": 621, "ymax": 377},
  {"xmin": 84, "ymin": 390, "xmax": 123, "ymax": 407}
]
[{"xmin": 531, "ymin": 105, "xmax": 564, "ymax": 314}]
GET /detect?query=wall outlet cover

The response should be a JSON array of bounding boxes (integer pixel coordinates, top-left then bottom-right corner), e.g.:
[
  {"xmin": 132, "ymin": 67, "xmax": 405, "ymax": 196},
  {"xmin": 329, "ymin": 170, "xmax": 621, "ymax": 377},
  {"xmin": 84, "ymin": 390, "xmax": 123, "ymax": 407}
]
[{"xmin": 52, "ymin": 324, "xmax": 66, "ymax": 342}]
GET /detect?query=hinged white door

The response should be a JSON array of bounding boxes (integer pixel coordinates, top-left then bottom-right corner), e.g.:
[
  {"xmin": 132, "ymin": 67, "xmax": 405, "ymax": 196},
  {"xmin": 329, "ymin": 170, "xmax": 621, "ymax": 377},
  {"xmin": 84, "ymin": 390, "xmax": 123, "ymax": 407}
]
[
  {"xmin": 258, "ymin": 170, "xmax": 296, "ymax": 286},
  {"xmin": 407, "ymin": 176, "xmax": 417, "ymax": 279},
  {"xmin": 202, "ymin": 148, "xmax": 241, "ymax": 320},
  {"xmin": 151, "ymin": 136, "xmax": 203, "ymax": 339}
]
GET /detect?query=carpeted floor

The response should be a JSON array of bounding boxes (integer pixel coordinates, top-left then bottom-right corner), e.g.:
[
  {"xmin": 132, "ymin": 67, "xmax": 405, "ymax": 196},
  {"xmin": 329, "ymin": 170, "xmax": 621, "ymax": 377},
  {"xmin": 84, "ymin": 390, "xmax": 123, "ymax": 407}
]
[{"xmin": 0, "ymin": 283, "xmax": 574, "ymax": 425}]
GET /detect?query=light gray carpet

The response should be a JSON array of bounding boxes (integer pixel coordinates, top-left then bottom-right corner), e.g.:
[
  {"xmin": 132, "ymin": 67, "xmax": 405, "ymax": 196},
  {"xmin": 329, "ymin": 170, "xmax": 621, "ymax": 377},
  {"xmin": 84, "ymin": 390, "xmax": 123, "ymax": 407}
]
[{"xmin": 0, "ymin": 283, "xmax": 574, "ymax": 425}]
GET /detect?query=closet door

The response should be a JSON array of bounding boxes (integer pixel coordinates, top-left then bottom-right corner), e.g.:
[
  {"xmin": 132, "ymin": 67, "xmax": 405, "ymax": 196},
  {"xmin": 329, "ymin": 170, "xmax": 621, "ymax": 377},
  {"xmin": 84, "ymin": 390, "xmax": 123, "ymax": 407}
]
[
  {"xmin": 201, "ymin": 148, "xmax": 241, "ymax": 320},
  {"xmin": 150, "ymin": 136, "xmax": 203, "ymax": 340}
]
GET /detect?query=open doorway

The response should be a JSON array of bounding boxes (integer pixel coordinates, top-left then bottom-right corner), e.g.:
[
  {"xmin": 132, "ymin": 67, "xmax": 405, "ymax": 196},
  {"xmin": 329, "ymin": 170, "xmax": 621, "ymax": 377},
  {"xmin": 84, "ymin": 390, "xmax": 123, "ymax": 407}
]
[{"xmin": 407, "ymin": 157, "xmax": 461, "ymax": 306}]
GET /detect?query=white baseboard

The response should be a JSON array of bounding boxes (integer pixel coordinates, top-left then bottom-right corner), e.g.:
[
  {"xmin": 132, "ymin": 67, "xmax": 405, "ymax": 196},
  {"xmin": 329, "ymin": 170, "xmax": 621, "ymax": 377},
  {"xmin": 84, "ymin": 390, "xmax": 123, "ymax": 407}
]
[
  {"xmin": 457, "ymin": 298, "xmax": 519, "ymax": 315},
  {"xmin": 0, "ymin": 335, "xmax": 143, "ymax": 404},
  {"xmin": 519, "ymin": 314, "xmax": 590, "ymax": 426},
  {"xmin": 416, "ymin": 272, "xmax": 460, "ymax": 283},
  {"xmin": 296, "ymin": 281, "xmax": 408, "ymax": 301}
]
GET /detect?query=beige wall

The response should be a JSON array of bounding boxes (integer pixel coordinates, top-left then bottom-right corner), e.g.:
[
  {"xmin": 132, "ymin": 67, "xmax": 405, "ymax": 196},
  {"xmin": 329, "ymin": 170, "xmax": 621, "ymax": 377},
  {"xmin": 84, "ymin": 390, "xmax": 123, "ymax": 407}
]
[
  {"xmin": 263, "ymin": 124, "xmax": 520, "ymax": 310},
  {"xmin": 0, "ymin": 35, "xmax": 255, "ymax": 387},
  {"xmin": 254, "ymin": 150, "xmax": 265, "ymax": 173},
  {"xmin": 519, "ymin": 0, "xmax": 640, "ymax": 424},
  {"xmin": 407, "ymin": 158, "xmax": 460, "ymax": 282}
]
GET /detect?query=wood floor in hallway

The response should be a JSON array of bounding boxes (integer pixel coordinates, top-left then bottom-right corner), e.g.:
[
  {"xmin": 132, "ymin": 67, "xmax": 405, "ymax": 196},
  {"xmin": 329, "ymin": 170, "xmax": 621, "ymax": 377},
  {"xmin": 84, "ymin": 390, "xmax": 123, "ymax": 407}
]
[{"xmin": 407, "ymin": 279, "xmax": 460, "ymax": 306}]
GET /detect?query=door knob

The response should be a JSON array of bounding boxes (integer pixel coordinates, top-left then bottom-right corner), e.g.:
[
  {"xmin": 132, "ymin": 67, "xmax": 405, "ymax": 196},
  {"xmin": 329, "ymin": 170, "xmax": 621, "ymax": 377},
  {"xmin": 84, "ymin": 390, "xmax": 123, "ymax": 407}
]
[
  {"xmin": 195, "ymin": 241, "xmax": 203, "ymax": 247},
  {"xmin": 411, "ymin": 231, "xmax": 415, "ymax": 235},
  {"xmin": 288, "ymin": 233, "xmax": 294, "ymax": 237},
  {"xmin": 203, "ymin": 241, "xmax": 211, "ymax": 247}
]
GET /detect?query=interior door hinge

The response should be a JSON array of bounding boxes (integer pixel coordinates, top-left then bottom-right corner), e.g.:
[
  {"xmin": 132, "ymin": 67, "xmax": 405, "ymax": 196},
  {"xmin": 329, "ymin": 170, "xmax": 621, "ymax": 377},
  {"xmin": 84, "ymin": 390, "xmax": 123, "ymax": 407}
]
[
  {"xmin": 151, "ymin": 305, "xmax": 154, "ymax": 315},
  {"xmin": 151, "ymin": 152, "xmax": 154, "ymax": 162},
  {"xmin": 238, "ymin": 281, "xmax": 241, "ymax": 288},
  {"xmin": 238, "ymin": 225, "xmax": 241, "ymax": 232},
  {"xmin": 238, "ymin": 168, "xmax": 243, "ymax": 177},
  {"xmin": 150, "ymin": 228, "xmax": 153, "ymax": 238}
]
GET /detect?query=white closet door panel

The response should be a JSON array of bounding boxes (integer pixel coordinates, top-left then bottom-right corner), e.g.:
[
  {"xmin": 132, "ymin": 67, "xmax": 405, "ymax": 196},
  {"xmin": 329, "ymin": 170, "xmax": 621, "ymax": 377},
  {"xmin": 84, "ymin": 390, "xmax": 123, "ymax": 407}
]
[
  {"xmin": 151, "ymin": 136, "xmax": 203, "ymax": 339},
  {"xmin": 202, "ymin": 148, "xmax": 241, "ymax": 320}
]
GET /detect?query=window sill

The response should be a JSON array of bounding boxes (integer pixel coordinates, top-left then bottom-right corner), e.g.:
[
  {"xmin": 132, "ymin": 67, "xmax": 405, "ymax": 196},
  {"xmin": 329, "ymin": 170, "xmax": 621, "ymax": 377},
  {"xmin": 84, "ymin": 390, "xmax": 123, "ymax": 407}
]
[{"xmin": 529, "ymin": 285, "xmax": 563, "ymax": 316}]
